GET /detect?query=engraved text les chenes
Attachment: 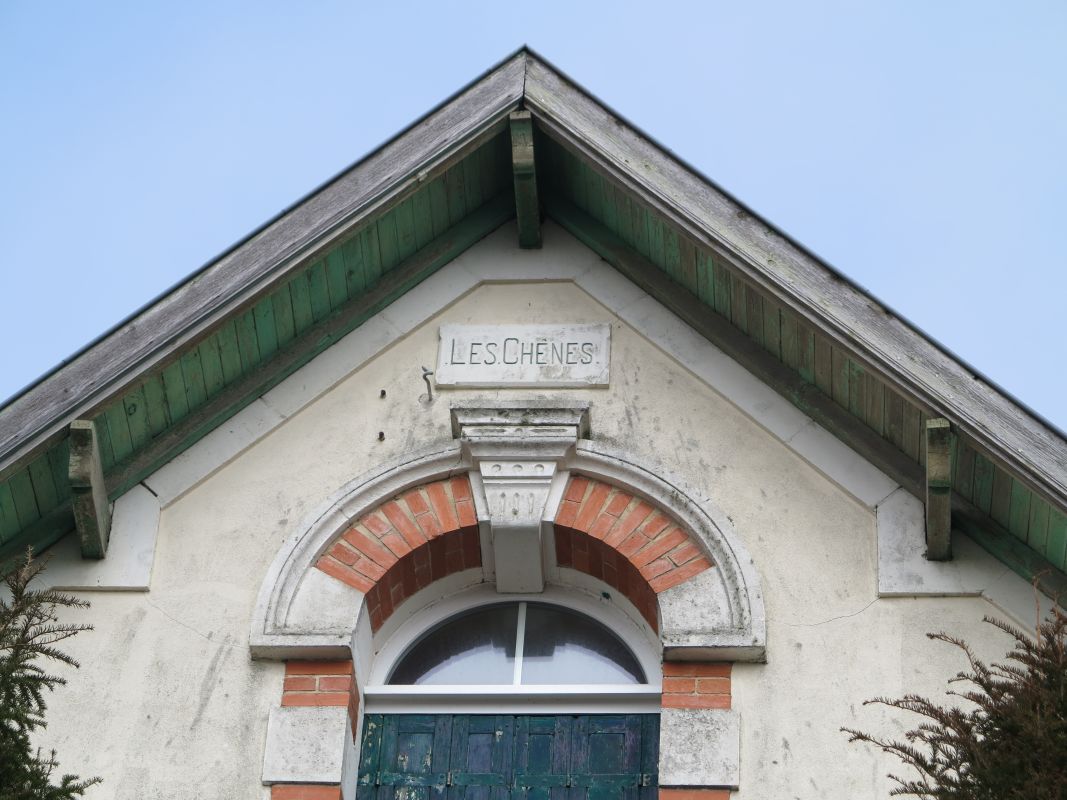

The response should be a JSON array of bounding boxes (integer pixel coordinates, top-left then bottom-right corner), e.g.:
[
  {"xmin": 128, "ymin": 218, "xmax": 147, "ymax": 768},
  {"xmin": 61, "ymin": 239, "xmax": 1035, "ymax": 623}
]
[{"xmin": 435, "ymin": 324, "xmax": 611, "ymax": 387}]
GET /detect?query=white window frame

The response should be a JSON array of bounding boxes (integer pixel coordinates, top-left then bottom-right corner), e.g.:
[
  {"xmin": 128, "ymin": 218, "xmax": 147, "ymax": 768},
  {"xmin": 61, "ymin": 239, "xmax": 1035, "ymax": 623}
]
[{"xmin": 363, "ymin": 583, "xmax": 662, "ymax": 714}]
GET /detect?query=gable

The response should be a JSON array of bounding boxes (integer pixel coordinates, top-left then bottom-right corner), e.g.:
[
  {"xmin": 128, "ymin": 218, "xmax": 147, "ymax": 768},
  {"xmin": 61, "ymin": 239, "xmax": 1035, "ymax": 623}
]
[
  {"xmin": 0, "ymin": 94, "xmax": 519, "ymax": 564},
  {"xmin": 520, "ymin": 63, "xmax": 1067, "ymax": 592},
  {"xmin": 536, "ymin": 131, "xmax": 1067, "ymax": 589},
  {"xmin": 0, "ymin": 48, "xmax": 1063, "ymax": 601},
  {"xmin": 159, "ymin": 240, "xmax": 872, "ymax": 523},
  {"xmin": 33, "ymin": 227, "xmax": 1040, "ymax": 797}
]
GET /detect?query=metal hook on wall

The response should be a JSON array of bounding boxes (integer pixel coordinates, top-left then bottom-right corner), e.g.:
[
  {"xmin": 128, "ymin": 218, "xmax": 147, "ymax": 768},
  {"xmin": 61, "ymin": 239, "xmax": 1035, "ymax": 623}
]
[{"xmin": 421, "ymin": 367, "xmax": 435, "ymax": 402}]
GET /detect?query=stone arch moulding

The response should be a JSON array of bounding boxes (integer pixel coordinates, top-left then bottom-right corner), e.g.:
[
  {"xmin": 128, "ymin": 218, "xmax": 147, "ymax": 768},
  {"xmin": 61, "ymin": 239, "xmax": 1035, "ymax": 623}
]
[
  {"xmin": 252, "ymin": 404, "xmax": 764, "ymax": 795},
  {"xmin": 250, "ymin": 403, "xmax": 767, "ymax": 663},
  {"xmin": 567, "ymin": 440, "xmax": 766, "ymax": 661}
]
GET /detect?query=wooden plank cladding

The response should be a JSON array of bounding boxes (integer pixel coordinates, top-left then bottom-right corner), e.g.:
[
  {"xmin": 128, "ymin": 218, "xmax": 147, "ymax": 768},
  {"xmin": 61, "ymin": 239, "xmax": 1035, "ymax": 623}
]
[
  {"xmin": 92, "ymin": 140, "xmax": 506, "ymax": 478},
  {"xmin": 955, "ymin": 442, "xmax": 1067, "ymax": 570},
  {"xmin": 537, "ymin": 131, "xmax": 1067, "ymax": 579},
  {"xmin": 526, "ymin": 53, "xmax": 1067, "ymax": 523},
  {"xmin": 0, "ymin": 449, "xmax": 74, "ymax": 565},
  {"xmin": 0, "ymin": 40, "xmax": 1064, "ymax": 597},
  {"xmin": 0, "ymin": 443, "xmax": 72, "ymax": 549},
  {"xmin": 0, "ymin": 134, "xmax": 514, "ymax": 564},
  {"xmin": 0, "ymin": 52, "xmax": 525, "ymax": 480}
]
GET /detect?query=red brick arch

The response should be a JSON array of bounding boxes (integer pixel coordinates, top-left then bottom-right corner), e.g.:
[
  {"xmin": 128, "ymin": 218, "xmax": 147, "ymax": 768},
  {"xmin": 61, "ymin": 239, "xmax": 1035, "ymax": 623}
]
[
  {"xmin": 553, "ymin": 475, "xmax": 714, "ymax": 632},
  {"xmin": 313, "ymin": 473, "xmax": 714, "ymax": 635},
  {"xmin": 314, "ymin": 476, "xmax": 480, "ymax": 630},
  {"xmin": 295, "ymin": 472, "xmax": 725, "ymax": 800}
]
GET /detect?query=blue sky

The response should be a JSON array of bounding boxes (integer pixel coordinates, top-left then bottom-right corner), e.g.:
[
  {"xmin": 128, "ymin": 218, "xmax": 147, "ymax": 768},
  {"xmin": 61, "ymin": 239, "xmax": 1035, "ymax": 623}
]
[{"xmin": 2, "ymin": 2, "xmax": 1065, "ymax": 430}]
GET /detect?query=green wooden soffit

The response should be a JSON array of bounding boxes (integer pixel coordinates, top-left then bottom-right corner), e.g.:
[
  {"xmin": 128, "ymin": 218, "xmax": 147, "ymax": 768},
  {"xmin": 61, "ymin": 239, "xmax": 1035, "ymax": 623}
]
[
  {"xmin": 1, "ymin": 118, "xmax": 1065, "ymax": 600},
  {"xmin": 0, "ymin": 133, "xmax": 514, "ymax": 569},
  {"xmin": 534, "ymin": 130, "xmax": 1067, "ymax": 590}
]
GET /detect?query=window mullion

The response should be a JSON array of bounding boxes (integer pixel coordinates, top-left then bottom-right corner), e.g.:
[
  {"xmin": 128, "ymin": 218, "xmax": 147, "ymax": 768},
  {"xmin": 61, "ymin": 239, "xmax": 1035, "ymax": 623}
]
[{"xmin": 512, "ymin": 602, "xmax": 527, "ymax": 685}]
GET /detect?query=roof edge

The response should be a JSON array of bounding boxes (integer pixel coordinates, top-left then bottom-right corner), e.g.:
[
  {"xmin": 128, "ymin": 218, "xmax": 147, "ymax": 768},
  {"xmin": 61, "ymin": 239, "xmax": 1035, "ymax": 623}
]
[
  {"xmin": 521, "ymin": 50, "xmax": 1067, "ymax": 509},
  {"xmin": 521, "ymin": 47, "xmax": 1065, "ymax": 443},
  {"xmin": 0, "ymin": 47, "xmax": 531, "ymax": 415},
  {"xmin": 0, "ymin": 49, "xmax": 528, "ymax": 474},
  {"xmin": 2, "ymin": 46, "xmax": 1064, "ymax": 521}
]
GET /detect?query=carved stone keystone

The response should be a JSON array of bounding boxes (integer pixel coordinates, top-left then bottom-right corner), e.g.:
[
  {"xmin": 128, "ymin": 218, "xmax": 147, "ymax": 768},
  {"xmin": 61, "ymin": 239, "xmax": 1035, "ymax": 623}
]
[{"xmin": 451, "ymin": 404, "xmax": 590, "ymax": 593}]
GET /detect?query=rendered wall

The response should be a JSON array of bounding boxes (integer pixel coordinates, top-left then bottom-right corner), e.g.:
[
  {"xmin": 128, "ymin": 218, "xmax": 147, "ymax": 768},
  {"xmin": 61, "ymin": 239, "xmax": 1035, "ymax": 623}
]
[{"xmin": 36, "ymin": 225, "xmax": 1021, "ymax": 799}]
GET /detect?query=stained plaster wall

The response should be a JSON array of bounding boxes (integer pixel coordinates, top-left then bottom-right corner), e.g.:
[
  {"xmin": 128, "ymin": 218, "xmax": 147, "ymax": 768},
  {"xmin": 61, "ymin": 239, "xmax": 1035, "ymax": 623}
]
[{"xmin": 37, "ymin": 228, "xmax": 1019, "ymax": 799}]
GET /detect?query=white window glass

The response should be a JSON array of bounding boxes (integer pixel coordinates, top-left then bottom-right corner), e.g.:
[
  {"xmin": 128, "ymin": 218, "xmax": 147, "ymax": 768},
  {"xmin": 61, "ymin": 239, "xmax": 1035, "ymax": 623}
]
[
  {"xmin": 388, "ymin": 604, "xmax": 517, "ymax": 685},
  {"xmin": 388, "ymin": 602, "xmax": 645, "ymax": 686},
  {"xmin": 519, "ymin": 604, "xmax": 644, "ymax": 684}
]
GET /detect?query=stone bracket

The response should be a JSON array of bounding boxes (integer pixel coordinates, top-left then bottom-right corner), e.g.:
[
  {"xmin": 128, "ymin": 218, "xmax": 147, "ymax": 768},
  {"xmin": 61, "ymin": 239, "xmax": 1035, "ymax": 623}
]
[{"xmin": 479, "ymin": 459, "xmax": 556, "ymax": 592}]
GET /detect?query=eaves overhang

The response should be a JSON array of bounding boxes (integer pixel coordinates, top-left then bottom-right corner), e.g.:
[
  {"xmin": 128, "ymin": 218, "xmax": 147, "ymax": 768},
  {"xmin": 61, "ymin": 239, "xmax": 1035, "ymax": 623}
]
[
  {"xmin": 0, "ymin": 48, "xmax": 1063, "ymax": 594},
  {"xmin": 0, "ymin": 48, "xmax": 527, "ymax": 475}
]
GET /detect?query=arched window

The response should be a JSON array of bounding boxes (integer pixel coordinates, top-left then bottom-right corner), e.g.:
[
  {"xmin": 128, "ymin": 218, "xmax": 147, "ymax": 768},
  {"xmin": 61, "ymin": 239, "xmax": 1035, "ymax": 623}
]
[
  {"xmin": 363, "ymin": 587, "xmax": 661, "ymax": 714},
  {"xmin": 254, "ymin": 424, "xmax": 762, "ymax": 796},
  {"xmin": 388, "ymin": 601, "xmax": 646, "ymax": 686},
  {"xmin": 356, "ymin": 592, "xmax": 662, "ymax": 798}
]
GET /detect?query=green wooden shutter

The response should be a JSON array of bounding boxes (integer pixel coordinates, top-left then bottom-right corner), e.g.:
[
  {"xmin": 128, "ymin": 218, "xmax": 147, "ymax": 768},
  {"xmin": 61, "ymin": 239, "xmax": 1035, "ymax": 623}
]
[
  {"xmin": 447, "ymin": 715, "xmax": 516, "ymax": 800},
  {"xmin": 358, "ymin": 714, "xmax": 657, "ymax": 800},
  {"xmin": 513, "ymin": 715, "xmax": 572, "ymax": 797},
  {"xmin": 360, "ymin": 714, "xmax": 452, "ymax": 800},
  {"xmin": 567, "ymin": 712, "xmax": 648, "ymax": 800}
]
